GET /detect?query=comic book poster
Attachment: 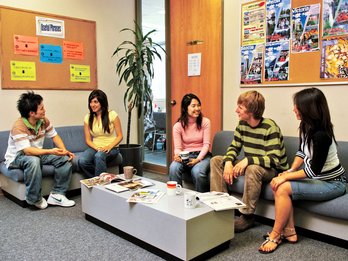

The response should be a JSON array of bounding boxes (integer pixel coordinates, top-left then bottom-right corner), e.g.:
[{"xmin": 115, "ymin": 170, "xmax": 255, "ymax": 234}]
[
  {"xmin": 323, "ymin": 0, "xmax": 348, "ymax": 37},
  {"xmin": 320, "ymin": 38, "xmax": 348, "ymax": 78},
  {"xmin": 242, "ymin": 0, "xmax": 266, "ymax": 46},
  {"xmin": 264, "ymin": 41, "xmax": 290, "ymax": 81},
  {"xmin": 266, "ymin": 0, "xmax": 291, "ymax": 42},
  {"xmin": 292, "ymin": 4, "xmax": 320, "ymax": 53},
  {"xmin": 240, "ymin": 44, "xmax": 263, "ymax": 84}
]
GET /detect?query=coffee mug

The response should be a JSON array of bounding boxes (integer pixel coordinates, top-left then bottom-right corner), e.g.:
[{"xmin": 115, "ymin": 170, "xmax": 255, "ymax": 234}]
[
  {"xmin": 179, "ymin": 151, "xmax": 190, "ymax": 165},
  {"xmin": 184, "ymin": 191, "xmax": 197, "ymax": 209},
  {"xmin": 166, "ymin": 181, "xmax": 182, "ymax": 196},
  {"xmin": 123, "ymin": 166, "xmax": 137, "ymax": 180}
]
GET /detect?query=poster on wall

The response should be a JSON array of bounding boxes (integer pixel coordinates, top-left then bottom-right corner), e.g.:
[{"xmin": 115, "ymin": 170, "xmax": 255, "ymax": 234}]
[
  {"xmin": 10, "ymin": 61, "xmax": 36, "ymax": 81},
  {"xmin": 264, "ymin": 41, "xmax": 289, "ymax": 81},
  {"xmin": 240, "ymin": 44, "xmax": 263, "ymax": 84},
  {"xmin": 291, "ymin": 4, "xmax": 320, "ymax": 53},
  {"xmin": 323, "ymin": 0, "xmax": 348, "ymax": 37},
  {"xmin": 320, "ymin": 37, "xmax": 348, "ymax": 78},
  {"xmin": 13, "ymin": 35, "xmax": 38, "ymax": 56},
  {"xmin": 40, "ymin": 44, "xmax": 63, "ymax": 64},
  {"xmin": 241, "ymin": 0, "xmax": 266, "ymax": 46},
  {"xmin": 266, "ymin": 0, "xmax": 291, "ymax": 42}
]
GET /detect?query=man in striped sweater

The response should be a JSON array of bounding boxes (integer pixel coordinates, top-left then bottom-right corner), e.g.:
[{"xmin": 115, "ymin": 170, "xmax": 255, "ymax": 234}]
[{"xmin": 210, "ymin": 91, "xmax": 289, "ymax": 232}]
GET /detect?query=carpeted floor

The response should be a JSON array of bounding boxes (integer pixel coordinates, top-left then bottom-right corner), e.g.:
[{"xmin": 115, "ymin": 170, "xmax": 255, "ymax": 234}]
[{"xmin": 0, "ymin": 172, "xmax": 347, "ymax": 261}]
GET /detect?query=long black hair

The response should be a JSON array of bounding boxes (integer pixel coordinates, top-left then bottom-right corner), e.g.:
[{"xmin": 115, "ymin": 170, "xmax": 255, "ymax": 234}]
[
  {"xmin": 88, "ymin": 90, "xmax": 111, "ymax": 134},
  {"xmin": 177, "ymin": 93, "xmax": 203, "ymax": 130},
  {"xmin": 293, "ymin": 88, "xmax": 335, "ymax": 149}
]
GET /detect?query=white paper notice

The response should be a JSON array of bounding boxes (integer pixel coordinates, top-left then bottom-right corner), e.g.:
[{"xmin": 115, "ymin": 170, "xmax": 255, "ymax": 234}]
[{"xmin": 188, "ymin": 53, "xmax": 201, "ymax": 76}]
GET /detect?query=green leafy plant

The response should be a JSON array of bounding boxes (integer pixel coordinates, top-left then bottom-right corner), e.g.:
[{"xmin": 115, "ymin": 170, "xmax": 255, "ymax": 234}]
[{"xmin": 112, "ymin": 21, "xmax": 165, "ymax": 145}]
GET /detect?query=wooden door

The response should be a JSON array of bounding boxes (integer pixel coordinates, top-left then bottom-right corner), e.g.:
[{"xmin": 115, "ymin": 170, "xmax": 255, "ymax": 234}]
[{"xmin": 169, "ymin": 0, "xmax": 222, "ymax": 153}]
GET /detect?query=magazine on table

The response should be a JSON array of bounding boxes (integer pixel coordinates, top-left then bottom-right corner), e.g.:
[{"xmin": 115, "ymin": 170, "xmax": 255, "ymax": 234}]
[
  {"xmin": 80, "ymin": 173, "xmax": 125, "ymax": 188},
  {"xmin": 127, "ymin": 189, "xmax": 164, "ymax": 204},
  {"xmin": 104, "ymin": 178, "xmax": 154, "ymax": 193},
  {"xmin": 196, "ymin": 191, "xmax": 246, "ymax": 211}
]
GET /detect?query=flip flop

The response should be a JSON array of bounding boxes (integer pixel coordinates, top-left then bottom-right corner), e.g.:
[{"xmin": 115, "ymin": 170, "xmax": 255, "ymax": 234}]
[
  {"xmin": 263, "ymin": 231, "xmax": 298, "ymax": 243},
  {"xmin": 259, "ymin": 236, "xmax": 282, "ymax": 254}
]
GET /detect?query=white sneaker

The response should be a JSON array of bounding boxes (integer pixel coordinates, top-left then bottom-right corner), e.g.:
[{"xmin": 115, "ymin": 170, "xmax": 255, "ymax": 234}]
[
  {"xmin": 34, "ymin": 197, "xmax": 48, "ymax": 210},
  {"xmin": 47, "ymin": 193, "xmax": 75, "ymax": 207}
]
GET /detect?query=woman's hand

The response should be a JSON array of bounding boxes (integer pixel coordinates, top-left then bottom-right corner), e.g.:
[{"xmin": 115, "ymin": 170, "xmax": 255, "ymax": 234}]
[
  {"xmin": 270, "ymin": 175, "xmax": 287, "ymax": 191},
  {"xmin": 174, "ymin": 154, "xmax": 182, "ymax": 163},
  {"xmin": 187, "ymin": 158, "xmax": 201, "ymax": 167}
]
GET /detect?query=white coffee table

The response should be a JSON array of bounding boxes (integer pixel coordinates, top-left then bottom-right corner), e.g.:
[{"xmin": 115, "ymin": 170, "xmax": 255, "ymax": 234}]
[{"xmin": 81, "ymin": 178, "xmax": 234, "ymax": 260}]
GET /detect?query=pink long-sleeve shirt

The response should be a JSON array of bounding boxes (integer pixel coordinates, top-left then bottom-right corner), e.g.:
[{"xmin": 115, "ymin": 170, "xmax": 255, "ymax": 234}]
[{"xmin": 173, "ymin": 117, "xmax": 211, "ymax": 161}]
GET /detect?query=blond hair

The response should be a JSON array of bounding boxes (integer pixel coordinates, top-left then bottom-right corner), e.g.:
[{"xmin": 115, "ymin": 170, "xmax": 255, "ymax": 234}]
[{"xmin": 237, "ymin": 91, "xmax": 265, "ymax": 119}]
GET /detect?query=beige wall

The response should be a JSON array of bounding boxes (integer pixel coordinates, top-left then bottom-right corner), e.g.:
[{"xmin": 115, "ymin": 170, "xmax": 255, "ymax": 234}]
[
  {"xmin": 2, "ymin": 0, "xmax": 348, "ymax": 143},
  {"xmin": 225, "ymin": 0, "xmax": 348, "ymax": 141},
  {"xmin": 0, "ymin": 0, "xmax": 137, "ymax": 143}
]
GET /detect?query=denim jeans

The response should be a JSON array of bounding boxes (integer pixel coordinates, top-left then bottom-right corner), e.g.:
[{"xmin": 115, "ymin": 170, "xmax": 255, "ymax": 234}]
[
  {"xmin": 169, "ymin": 155, "xmax": 211, "ymax": 192},
  {"xmin": 9, "ymin": 152, "xmax": 72, "ymax": 205},
  {"xmin": 78, "ymin": 147, "xmax": 120, "ymax": 178}
]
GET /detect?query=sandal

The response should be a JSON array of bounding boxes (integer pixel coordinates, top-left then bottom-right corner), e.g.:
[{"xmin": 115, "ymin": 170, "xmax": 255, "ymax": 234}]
[
  {"xmin": 282, "ymin": 227, "xmax": 298, "ymax": 243},
  {"xmin": 263, "ymin": 228, "xmax": 298, "ymax": 243},
  {"xmin": 259, "ymin": 231, "xmax": 282, "ymax": 254}
]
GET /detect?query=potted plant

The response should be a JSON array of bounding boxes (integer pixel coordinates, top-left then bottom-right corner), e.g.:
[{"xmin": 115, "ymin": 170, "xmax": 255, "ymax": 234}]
[{"xmin": 112, "ymin": 21, "xmax": 165, "ymax": 175}]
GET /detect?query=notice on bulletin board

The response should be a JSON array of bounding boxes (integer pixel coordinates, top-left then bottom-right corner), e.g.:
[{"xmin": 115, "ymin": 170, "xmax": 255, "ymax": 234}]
[
  {"xmin": 70, "ymin": 64, "xmax": 91, "ymax": 82},
  {"xmin": 188, "ymin": 53, "xmax": 201, "ymax": 76},
  {"xmin": 10, "ymin": 60, "xmax": 36, "ymax": 81}
]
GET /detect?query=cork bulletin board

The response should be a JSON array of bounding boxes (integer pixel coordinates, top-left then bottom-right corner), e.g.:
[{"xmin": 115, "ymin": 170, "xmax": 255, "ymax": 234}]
[
  {"xmin": 0, "ymin": 6, "xmax": 97, "ymax": 90},
  {"xmin": 240, "ymin": 0, "xmax": 348, "ymax": 87}
]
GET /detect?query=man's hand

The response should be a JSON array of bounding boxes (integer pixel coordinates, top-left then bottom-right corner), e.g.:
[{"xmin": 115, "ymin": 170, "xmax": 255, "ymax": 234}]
[
  {"xmin": 232, "ymin": 158, "xmax": 248, "ymax": 178},
  {"xmin": 51, "ymin": 148, "xmax": 74, "ymax": 161},
  {"xmin": 223, "ymin": 161, "xmax": 234, "ymax": 185}
]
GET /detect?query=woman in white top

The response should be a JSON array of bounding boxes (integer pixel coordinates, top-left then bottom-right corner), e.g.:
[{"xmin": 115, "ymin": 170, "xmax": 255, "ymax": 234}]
[{"xmin": 78, "ymin": 90, "xmax": 123, "ymax": 177}]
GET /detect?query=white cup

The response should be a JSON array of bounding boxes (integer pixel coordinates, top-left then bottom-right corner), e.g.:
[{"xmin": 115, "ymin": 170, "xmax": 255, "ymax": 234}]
[
  {"xmin": 179, "ymin": 151, "xmax": 190, "ymax": 165},
  {"xmin": 184, "ymin": 191, "xmax": 197, "ymax": 209},
  {"xmin": 123, "ymin": 166, "xmax": 137, "ymax": 180},
  {"xmin": 166, "ymin": 181, "xmax": 182, "ymax": 196}
]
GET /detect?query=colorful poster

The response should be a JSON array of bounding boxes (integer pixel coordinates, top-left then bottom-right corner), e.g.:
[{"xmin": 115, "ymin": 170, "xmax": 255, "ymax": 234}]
[
  {"xmin": 320, "ymin": 38, "xmax": 348, "ymax": 78},
  {"xmin": 264, "ymin": 41, "xmax": 289, "ymax": 81},
  {"xmin": 36, "ymin": 16, "xmax": 65, "ymax": 38},
  {"xmin": 70, "ymin": 64, "xmax": 91, "ymax": 82},
  {"xmin": 292, "ymin": 4, "xmax": 320, "ymax": 53},
  {"xmin": 13, "ymin": 35, "xmax": 38, "ymax": 56},
  {"xmin": 240, "ymin": 44, "xmax": 263, "ymax": 84},
  {"xmin": 40, "ymin": 44, "xmax": 63, "ymax": 64},
  {"xmin": 266, "ymin": 0, "xmax": 291, "ymax": 42},
  {"xmin": 63, "ymin": 41, "xmax": 84, "ymax": 60},
  {"xmin": 10, "ymin": 61, "xmax": 36, "ymax": 81},
  {"xmin": 242, "ymin": 1, "xmax": 266, "ymax": 46},
  {"xmin": 323, "ymin": 0, "xmax": 348, "ymax": 37}
]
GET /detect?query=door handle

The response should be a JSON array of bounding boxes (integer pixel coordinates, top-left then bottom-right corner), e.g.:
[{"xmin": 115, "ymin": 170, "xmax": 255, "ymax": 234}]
[{"xmin": 170, "ymin": 100, "xmax": 176, "ymax": 106}]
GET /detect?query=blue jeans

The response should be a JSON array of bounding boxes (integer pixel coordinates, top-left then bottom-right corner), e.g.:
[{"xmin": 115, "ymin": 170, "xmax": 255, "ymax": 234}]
[
  {"xmin": 9, "ymin": 152, "xmax": 72, "ymax": 205},
  {"xmin": 169, "ymin": 155, "xmax": 211, "ymax": 192},
  {"xmin": 78, "ymin": 147, "xmax": 119, "ymax": 178}
]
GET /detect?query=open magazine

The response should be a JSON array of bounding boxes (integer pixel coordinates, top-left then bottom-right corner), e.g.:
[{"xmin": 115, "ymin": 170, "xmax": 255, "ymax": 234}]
[
  {"xmin": 127, "ymin": 189, "xmax": 164, "ymax": 204},
  {"xmin": 104, "ymin": 178, "xmax": 154, "ymax": 193},
  {"xmin": 196, "ymin": 191, "xmax": 246, "ymax": 211},
  {"xmin": 80, "ymin": 173, "xmax": 125, "ymax": 188}
]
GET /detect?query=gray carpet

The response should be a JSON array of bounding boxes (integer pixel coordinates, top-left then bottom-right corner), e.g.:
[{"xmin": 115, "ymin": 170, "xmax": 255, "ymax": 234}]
[{"xmin": 1, "ymin": 173, "xmax": 347, "ymax": 261}]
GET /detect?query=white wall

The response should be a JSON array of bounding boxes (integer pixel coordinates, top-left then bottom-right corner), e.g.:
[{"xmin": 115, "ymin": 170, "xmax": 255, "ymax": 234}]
[
  {"xmin": 0, "ymin": 0, "xmax": 137, "ymax": 143},
  {"xmin": 224, "ymin": 0, "xmax": 348, "ymax": 141}
]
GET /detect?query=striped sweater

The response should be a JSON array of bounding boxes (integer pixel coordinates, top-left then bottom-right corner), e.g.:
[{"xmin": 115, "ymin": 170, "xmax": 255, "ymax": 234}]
[{"xmin": 223, "ymin": 118, "xmax": 289, "ymax": 172}]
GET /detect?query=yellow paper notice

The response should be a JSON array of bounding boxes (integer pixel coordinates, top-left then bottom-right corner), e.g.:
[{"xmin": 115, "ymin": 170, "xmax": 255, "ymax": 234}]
[
  {"xmin": 10, "ymin": 61, "xmax": 36, "ymax": 81},
  {"xmin": 70, "ymin": 64, "xmax": 90, "ymax": 82}
]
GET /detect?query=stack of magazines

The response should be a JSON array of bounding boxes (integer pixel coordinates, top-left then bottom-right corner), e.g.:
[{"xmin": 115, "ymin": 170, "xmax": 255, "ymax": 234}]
[
  {"xmin": 127, "ymin": 189, "xmax": 164, "ymax": 204},
  {"xmin": 80, "ymin": 173, "xmax": 124, "ymax": 188}
]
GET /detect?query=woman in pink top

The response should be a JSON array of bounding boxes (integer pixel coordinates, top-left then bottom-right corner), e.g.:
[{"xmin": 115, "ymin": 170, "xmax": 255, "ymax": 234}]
[{"xmin": 169, "ymin": 93, "xmax": 211, "ymax": 192}]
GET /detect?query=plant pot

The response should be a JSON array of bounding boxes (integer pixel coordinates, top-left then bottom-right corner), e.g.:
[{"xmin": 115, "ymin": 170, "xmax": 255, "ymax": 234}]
[{"xmin": 119, "ymin": 144, "xmax": 143, "ymax": 176}]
